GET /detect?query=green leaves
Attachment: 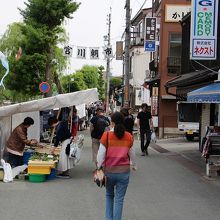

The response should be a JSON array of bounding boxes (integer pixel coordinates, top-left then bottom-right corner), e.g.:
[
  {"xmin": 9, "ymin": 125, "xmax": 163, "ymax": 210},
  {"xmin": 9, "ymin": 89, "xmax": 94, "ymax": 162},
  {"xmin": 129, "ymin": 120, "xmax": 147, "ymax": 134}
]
[
  {"xmin": 0, "ymin": 0, "xmax": 81, "ymax": 102},
  {"xmin": 60, "ymin": 65, "xmax": 105, "ymax": 100}
]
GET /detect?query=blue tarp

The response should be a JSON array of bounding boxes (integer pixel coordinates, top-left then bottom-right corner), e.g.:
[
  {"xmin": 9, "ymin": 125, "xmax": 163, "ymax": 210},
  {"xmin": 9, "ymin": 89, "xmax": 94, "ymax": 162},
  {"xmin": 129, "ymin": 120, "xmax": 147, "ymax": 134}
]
[{"xmin": 187, "ymin": 82, "xmax": 220, "ymax": 103}]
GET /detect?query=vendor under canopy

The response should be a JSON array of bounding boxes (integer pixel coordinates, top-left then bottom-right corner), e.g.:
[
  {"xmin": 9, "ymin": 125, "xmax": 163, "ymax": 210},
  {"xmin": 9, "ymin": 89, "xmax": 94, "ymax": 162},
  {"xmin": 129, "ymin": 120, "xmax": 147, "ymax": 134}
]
[{"xmin": 6, "ymin": 117, "xmax": 38, "ymax": 168}]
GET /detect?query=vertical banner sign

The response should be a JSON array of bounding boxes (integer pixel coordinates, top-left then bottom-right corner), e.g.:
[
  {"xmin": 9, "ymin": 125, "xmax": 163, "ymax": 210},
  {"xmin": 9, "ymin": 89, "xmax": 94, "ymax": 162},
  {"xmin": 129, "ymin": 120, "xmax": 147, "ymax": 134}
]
[
  {"xmin": 116, "ymin": 41, "xmax": 123, "ymax": 60},
  {"xmin": 145, "ymin": 17, "xmax": 157, "ymax": 52},
  {"xmin": 151, "ymin": 87, "xmax": 158, "ymax": 116},
  {"xmin": 190, "ymin": 0, "xmax": 219, "ymax": 60}
]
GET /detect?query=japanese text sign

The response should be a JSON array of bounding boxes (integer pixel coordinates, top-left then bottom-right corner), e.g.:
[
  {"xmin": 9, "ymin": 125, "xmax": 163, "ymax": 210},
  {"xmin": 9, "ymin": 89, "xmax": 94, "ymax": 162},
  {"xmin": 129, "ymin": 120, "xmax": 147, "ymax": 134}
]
[
  {"xmin": 63, "ymin": 45, "xmax": 73, "ymax": 57},
  {"xmin": 103, "ymin": 45, "xmax": 113, "ymax": 59},
  {"xmin": 165, "ymin": 4, "xmax": 191, "ymax": 22},
  {"xmin": 77, "ymin": 46, "xmax": 87, "ymax": 59},
  {"xmin": 90, "ymin": 47, "xmax": 99, "ymax": 59},
  {"xmin": 145, "ymin": 17, "xmax": 157, "ymax": 41},
  {"xmin": 190, "ymin": 0, "xmax": 219, "ymax": 60}
]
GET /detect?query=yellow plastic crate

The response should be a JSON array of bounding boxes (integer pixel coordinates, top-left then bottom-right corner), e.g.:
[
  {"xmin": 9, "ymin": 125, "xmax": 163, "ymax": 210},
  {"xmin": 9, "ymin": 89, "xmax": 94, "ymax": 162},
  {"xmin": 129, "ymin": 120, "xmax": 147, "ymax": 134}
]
[
  {"xmin": 28, "ymin": 160, "xmax": 57, "ymax": 168},
  {"xmin": 28, "ymin": 165, "xmax": 51, "ymax": 175}
]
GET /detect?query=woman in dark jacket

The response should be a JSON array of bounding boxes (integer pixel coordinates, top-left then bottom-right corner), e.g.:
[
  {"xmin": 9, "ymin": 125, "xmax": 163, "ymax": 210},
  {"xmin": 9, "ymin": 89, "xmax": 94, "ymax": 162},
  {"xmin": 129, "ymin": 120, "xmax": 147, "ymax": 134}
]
[{"xmin": 48, "ymin": 116, "xmax": 73, "ymax": 178}]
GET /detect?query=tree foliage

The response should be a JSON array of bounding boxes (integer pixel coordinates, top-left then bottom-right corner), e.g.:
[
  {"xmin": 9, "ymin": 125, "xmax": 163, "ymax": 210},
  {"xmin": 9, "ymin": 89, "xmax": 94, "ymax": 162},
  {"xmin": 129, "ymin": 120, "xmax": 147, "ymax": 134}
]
[
  {"xmin": 20, "ymin": 0, "xmax": 80, "ymax": 29},
  {"xmin": 0, "ymin": 0, "xmax": 80, "ymax": 102},
  {"xmin": 110, "ymin": 76, "xmax": 122, "ymax": 89},
  {"xmin": 60, "ymin": 65, "xmax": 105, "ymax": 99}
]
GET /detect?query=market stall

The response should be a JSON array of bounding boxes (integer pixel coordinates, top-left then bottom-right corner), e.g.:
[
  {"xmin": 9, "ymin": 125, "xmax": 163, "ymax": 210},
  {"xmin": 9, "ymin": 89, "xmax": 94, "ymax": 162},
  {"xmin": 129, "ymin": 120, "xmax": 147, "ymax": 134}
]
[{"xmin": 0, "ymin": 88, "xmax": 99, "ymax": 182}]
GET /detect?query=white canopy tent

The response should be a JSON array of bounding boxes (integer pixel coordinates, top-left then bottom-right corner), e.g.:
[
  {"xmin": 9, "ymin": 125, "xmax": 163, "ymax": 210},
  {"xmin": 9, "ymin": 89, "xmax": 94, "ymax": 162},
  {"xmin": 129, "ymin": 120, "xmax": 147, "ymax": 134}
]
[{"xmin": 0, "ymin": 88, "xmax": 99, "ymax": 158}]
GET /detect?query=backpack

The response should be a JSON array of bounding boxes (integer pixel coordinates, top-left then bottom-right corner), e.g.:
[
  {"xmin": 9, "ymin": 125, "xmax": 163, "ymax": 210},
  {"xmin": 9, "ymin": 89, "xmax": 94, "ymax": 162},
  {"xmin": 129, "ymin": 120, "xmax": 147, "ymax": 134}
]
[{"xmin": 94, "ymin": 116, "xmax": 109, "ymax": 139}]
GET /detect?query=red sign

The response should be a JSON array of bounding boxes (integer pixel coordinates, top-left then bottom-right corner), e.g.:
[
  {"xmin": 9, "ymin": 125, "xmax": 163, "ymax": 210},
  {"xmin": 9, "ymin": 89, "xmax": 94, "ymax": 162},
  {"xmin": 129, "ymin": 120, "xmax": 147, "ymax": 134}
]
[{"xmin": 39, "ymin": 82, "xmax": 50, "ymax": 93}]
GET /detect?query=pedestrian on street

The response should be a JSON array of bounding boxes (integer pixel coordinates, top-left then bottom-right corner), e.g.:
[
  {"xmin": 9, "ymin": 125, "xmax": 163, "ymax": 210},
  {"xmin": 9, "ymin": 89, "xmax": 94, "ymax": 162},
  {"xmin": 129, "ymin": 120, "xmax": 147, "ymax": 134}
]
[
  {"xmin": 90, "ymin": 107, "xmax": 110, "ymax": 166},
  {"xmin": 120, "ymin": 107, "xmax": 134, "ymax": 135},
  {"xmin": 97, "ymin": 112, "xmax": 136, "ymax": 220},
  {"xmin": 137, "ymin": 103, "xmax": 154, "ymax": 156}
]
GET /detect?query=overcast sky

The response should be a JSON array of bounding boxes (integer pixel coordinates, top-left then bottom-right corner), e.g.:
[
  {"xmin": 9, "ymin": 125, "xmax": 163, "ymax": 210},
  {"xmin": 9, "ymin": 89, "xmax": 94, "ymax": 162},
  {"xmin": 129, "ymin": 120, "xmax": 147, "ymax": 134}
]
[{"xmin": 0, "ymin": 0, "xmax": 151, "ymax": 76}]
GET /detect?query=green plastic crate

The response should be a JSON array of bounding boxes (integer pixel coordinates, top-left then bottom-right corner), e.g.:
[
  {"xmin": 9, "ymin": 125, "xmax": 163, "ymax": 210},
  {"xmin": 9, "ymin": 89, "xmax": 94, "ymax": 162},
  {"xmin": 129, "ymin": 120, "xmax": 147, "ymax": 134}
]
[{"xmin": 29, "ymin": 174, "xmax": 46, "ymax": 183}]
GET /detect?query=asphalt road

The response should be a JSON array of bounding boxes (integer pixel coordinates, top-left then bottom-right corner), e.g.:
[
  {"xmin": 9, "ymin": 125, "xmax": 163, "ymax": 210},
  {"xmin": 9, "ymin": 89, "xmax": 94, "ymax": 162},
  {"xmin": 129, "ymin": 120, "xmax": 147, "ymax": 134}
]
[{"xmin": 0, "ymin": 131, "xmax": 220, "ymax": 220}]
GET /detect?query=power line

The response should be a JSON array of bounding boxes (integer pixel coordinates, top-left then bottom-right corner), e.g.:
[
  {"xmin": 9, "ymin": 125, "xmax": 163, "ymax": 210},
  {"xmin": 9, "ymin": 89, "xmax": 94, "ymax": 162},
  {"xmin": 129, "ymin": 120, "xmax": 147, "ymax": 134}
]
[{"xmin": 192, "ymin": 60, "xmax": 218, "ymax": 74}]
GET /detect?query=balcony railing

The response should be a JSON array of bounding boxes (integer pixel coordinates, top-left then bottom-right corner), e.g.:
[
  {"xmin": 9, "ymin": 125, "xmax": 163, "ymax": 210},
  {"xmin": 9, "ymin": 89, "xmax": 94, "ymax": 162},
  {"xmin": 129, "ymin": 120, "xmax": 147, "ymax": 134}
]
[{"xmin": 167, "ymin": 56, "xmax": 181, "ymax": 76}]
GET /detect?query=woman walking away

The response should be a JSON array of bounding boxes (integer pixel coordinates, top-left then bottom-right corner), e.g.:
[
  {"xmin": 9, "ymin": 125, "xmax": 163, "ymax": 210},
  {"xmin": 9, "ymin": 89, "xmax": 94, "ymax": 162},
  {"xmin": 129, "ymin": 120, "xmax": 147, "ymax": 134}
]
[{"xmin": 97, "ymin": 112, "xmax": 137, "ymax": 220}]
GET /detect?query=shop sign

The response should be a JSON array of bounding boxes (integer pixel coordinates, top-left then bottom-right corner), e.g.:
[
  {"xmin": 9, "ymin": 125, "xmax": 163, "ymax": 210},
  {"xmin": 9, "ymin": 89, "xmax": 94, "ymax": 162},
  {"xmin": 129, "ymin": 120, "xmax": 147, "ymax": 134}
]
[
  {"xmin": 145, "ymin": 17, "xmax": 157, "ymax": 41},
  {"xmin": 165, "ymin": 4, "xmax": 191, "ymax": 22},
  {"xmin": 151, "ymin": 87, "xmax": 158, "ymax": 116},
  {"xmin": 145, "ymin": 41, "xmax": 156, "ymax": 52},
  {"xmin": 116, "ymin": 41, "xmax": 123, "ymax": 60},
  {"xmin": 190, "ymin": 0, "xmax": 219, "ymax": 60}
]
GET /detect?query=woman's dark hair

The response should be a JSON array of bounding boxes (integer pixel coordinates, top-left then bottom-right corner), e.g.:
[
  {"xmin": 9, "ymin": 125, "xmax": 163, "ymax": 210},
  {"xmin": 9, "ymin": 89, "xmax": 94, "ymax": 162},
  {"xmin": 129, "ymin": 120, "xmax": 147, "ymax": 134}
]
[
  {"xmin": 48, "ymin": 116, "xmax": 58, "ymax": 126},
  {"xmin": 111, "ymin": 112, "xmax": 125, "ymax": 139},
  {"xmin": 120, "ymin": 108, "xmax": 129, "ymax": 117},
  {"xmin": 23, "ymin": 117, "xmax": 34, "ymax": 126}
]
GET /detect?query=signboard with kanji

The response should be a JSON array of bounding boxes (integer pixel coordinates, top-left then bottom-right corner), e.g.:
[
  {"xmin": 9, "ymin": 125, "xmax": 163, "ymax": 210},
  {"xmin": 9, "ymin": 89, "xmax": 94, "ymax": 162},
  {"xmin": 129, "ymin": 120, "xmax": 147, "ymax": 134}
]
[
  {"xmin": 89, "ymin": 47, "xmax": 99, "ymax": 59},
  {"xmin": 165, "ymin": 4, "xmax": 191, "ymax": 22},
  {"xmin": 151, "ymin": 87, "xmax": 158, "ymax": 116},
  {"xmin": 63, "ymin": 45, "xmax": 73, "ymax": 57},
  {"xmin": 145, "ymin": 17, "xmax": 157, "ymax": 40},
  {"xmin": 116, "ymin": 41, "xmax": 123, "ymax": 60},
  {"xmin": 103, "ymin": 45, "xmax": 113, "ymax": 59},
  {"xmin": 77, "ymin": 46, "xmax": 87, "ymax": 59},
  {"xmin": 190, "ymin": 0, "xmax": 219, "ymax": 60}
]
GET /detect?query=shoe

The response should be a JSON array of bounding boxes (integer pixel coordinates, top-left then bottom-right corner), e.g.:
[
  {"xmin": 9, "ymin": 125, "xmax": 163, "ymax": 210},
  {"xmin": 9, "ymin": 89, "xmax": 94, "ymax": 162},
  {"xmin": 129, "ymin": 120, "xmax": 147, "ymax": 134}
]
[
  {"xmin": 141, "ymin": 152, "xmax": 145, "ymax": 156},
  {"xmin": 57, "ymin": 174, "xmax": 70, "ymax": 179},
  {"xmin": 145, "ymin": 150, "xmax": 149, "ymax": 156}
]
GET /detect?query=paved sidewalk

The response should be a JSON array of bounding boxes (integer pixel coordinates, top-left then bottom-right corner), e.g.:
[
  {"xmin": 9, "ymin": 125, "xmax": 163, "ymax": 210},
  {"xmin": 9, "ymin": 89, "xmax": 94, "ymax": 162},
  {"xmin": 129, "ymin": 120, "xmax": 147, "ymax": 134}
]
[{"xmin": 147, "ymin": 136, "xmax": 220, "ymax": 186}]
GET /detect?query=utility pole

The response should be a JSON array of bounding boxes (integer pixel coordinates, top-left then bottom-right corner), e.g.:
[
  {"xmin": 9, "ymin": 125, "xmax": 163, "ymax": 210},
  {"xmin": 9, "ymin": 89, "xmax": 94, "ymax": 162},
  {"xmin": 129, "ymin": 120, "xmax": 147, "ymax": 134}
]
[
  {"xmin": 105, "ymin": 8, "xmax": 112, "ymax": 114},
  {"xmin": 124, "ymin": 0, "xmax": 131, "ymax": 107}
]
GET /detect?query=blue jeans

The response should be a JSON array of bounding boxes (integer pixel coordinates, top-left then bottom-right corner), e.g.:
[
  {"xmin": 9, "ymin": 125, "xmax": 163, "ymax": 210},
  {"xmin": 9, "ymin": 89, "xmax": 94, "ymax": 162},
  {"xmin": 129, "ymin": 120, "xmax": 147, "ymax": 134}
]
[{"xmin": 105, "ymin": 172, "xmax": 130, "ymax": 220}]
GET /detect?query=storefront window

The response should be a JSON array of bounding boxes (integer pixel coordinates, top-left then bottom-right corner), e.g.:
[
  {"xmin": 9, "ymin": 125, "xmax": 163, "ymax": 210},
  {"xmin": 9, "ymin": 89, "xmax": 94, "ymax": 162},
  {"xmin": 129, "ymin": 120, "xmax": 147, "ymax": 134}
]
[{"xmin": 167, "ymin": 33, "xmax": 182, "ymax": 75}]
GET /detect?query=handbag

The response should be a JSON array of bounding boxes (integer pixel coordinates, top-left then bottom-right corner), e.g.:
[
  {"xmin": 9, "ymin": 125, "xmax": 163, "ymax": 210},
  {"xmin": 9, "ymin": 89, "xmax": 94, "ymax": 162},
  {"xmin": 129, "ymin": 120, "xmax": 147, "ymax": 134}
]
[
  {"xmin": 93, "ymin": 132, "xmax": 108, "ymax": 188},
  {"xmin": 151, "ymin": 131, "xmax": 157, "ymax": 143},
  {"xmin": 93, "ymin": 168, "xmax": 106, "ymax": 187},
  {"xmin": 66, "ymin": 135, "xmax": 84, "ymax": 161}
]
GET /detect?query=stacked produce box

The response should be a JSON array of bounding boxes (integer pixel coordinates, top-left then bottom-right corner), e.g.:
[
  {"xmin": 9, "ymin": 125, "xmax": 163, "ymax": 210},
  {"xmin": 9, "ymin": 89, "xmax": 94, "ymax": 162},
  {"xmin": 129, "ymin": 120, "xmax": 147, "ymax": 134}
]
[{"xmin": 28, "ymin": 152, "xmax": 59, "ymax": 182}]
